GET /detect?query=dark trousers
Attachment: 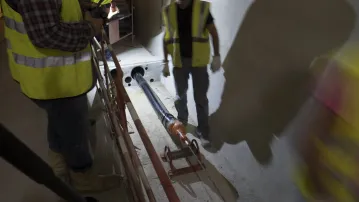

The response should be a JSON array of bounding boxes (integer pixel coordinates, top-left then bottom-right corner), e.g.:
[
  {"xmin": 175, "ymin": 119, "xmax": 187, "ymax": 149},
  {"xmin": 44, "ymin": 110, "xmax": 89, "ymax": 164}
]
[
  {"xmin": 173, "ymin": 57, "xmax": 210, "ymax": 137},
  {"xmin": 32, "ymin": 95, "xmax": 93, "ymax": 171}
]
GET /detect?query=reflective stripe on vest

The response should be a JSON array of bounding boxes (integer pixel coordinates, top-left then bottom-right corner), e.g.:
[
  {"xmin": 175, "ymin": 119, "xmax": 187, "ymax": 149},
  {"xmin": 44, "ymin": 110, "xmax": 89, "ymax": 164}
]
[
  {"xmin": 5, "ymin": 33, "xmax": 91, "ymax": 68},
  {"xmin": 4, "ymin": 17, "xmax": 26, "ymax": 34},
  {"xmin": 12, "ymin": 51, "xmax": 91, "ymax": 68},
  {"xmin": 163, "ymin": 0, "xmax": 211, "ymax": 67},
  {"xmin": 91, "ymin": 0, "xmax": 112, "ymax": 5}
]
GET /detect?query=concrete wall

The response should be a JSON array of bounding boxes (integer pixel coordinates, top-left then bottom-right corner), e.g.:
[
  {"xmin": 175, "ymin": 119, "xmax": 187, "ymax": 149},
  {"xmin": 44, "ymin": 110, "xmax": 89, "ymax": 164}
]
[
  {"xmin": 133, "ymin": 0, "xmax": 163, "ymax": 46},
  {"xmin": 205, "ymin": 0, "xmax": 356, "ymax": 159},
  {"xmin": 141, "ymin": 0, "xmax": 357, "ymax": 160}
]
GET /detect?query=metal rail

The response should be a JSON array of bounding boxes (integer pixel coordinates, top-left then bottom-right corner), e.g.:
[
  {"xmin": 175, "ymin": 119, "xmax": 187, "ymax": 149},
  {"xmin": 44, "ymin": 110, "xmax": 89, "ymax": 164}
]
[
  {"xmin": 105, "ymin": 56, "xmax": 180, "ymax": 202},
  {"xmin": 94, "ymin": 35, "xmax": 156, "ymax": 202},
  {"xmin": 0, "ymin": 124, "xmax": 97, "ymax": 202},
  {"xmin": 91, "ymin": 41, "xmax": 146, "ymax": 202},
  {"xmin": 131, "ymin": 69, "xmax": 225, "ymax": 201}
]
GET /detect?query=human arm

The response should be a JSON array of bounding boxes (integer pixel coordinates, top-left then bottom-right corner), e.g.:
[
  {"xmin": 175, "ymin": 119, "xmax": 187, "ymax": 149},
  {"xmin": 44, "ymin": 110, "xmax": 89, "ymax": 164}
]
[
  {"xmin": 206, "ymin": 12, "xmax": 220, "ymax": 56},
  {"xmin": 207, "ymin": 23, "xmax": 220, "ymax": 56},
  {"xmin": 162, "ymin": 35, "xmax": 170, "ymax": 77},
  {"xmin": 18, "ymin": 0, "xmax": 102, "ymax": 52},
  {"xmin": 163, "ymin": 36, "xmax": 169, "ymax": 62},
  {"xmin": 206, "ymin": 12, "xmax": 221, "ymax": 72}
]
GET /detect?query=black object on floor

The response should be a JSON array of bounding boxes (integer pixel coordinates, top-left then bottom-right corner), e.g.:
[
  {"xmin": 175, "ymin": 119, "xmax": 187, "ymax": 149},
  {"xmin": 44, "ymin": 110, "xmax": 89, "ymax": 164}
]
[{"xmin": 0, "ymin": 123, "xmax": 98, "ymax": 202}]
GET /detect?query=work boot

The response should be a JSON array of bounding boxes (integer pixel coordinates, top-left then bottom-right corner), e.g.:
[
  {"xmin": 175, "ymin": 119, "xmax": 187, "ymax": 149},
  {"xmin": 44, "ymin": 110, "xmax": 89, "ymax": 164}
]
[
  {"xmin": 195, "ymin": 129, "xmax": 211, "ymax": 147},
  {"xmin": 70, "ymin": 168, "xmax": 123, "ymax": 193},
  {"xmin": 178, "ymin": 119, "xmax": 188, "ymax": 127},
  {"xmin": 48, "ymin": 150, "xmax": 70, "ymax": 183}
]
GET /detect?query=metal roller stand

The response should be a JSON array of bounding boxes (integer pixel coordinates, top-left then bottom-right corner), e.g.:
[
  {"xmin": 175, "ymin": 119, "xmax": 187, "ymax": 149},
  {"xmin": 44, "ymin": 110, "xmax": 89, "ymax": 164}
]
[{"xmin": 128, "ymin": 66, "xmax": 225, "ymax": 200}]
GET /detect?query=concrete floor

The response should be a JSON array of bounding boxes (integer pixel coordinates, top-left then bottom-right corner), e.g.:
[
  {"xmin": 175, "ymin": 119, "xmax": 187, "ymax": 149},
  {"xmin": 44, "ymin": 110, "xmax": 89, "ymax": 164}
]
[
  {"xmin": 124, "ymin": 82, "xmax": 240, "ymax": 202},
  {"xmin": 0, "ymin": 39, "xmax": 298, "ymax": 202},
  {"xmin": 127, "ymin": 83, "xmax": 297, "ymax": 202}
]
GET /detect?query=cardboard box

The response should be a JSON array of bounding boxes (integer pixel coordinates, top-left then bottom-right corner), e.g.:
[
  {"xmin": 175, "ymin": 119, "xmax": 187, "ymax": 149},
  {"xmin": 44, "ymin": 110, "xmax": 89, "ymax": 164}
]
[{"xmin": 108, "ymin": 19, "xmax": 120, "ymax": 44}]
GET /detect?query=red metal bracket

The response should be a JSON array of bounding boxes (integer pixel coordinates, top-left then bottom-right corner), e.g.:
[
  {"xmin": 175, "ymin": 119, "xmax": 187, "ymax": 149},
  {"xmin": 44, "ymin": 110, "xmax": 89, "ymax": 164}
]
[{"xmin": 161, "ymin": 140, "xmax": 205, "ymax": 178}]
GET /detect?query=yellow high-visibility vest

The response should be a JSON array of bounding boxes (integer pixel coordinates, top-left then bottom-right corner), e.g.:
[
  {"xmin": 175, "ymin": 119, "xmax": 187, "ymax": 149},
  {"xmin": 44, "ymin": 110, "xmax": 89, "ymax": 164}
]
[
  {"xmin": 91, "ymin": 0, "xmax": 112, "ymax": 5},
  {"xmin": 295, "ymin": 42, "xmax": 359, "ymax": 202},
  {"xmin": 1, "ymin": 0, "xmax": 93, "ymax": 100},
  {"xmin": 163, "ymin": 0, "xmax": 211, "ymax": 68}
]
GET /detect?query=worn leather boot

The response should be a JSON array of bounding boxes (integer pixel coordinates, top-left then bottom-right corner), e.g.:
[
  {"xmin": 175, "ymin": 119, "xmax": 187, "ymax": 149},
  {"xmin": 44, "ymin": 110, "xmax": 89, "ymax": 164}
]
[
  {"xmin": 70, "ymin": 168, "xmax": 123, "ymax": 193},
  {"xmin": 48, "ymin": 150, "xmax": 70, "ymax": 183}
]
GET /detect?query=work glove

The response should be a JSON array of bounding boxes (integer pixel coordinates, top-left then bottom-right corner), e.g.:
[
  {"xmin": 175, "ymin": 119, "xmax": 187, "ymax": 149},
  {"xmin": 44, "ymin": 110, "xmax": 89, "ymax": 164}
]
[
  {"xmin": 211, "ymin": 55, "xmax": 221, "ymax": 72},
  {"xmin": 107, "ymin": 5, "xmax": 120, "ymax": 19},
  {"xmin": 162, "ymin": 60, "xmax": 170, "ymax": 77}
]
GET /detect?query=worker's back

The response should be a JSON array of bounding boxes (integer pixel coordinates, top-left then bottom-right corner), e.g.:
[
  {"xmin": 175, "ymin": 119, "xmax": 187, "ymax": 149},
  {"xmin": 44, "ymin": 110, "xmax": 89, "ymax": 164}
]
[{"xmin": 295, "ymin": 42, "xmax": 359, "ymax": 202}]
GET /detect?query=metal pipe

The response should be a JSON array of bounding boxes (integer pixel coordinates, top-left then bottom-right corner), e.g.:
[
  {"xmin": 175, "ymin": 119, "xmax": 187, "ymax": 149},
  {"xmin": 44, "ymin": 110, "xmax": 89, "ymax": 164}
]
[
  {"xmin": 0, "ymin": 124, "xmax": 97, "ymax": 202},
  {"xmin": 97, "ymin": 31, "xmax": 180, "ymax": 202},
  {"xmin": 133, "ymin": 72, "xmax": 174, "ymax": 127},
  {"xmin": 125, "ymin": 102, "xmax": 181, "ymax": 202},
  {"xmin": 94, "ymin": 36, "xmax": 156, "ymax": 202},
  {"xmin": 130, "ymin": 70, "xmax": 225, "ymax": 198},
  {"xmin": 125, "ymin": 71, "xmax": 225, "ymax": 200},
  {"xmin": 131, "ymin": 67, "xmax": 187, "ymax": 143}
]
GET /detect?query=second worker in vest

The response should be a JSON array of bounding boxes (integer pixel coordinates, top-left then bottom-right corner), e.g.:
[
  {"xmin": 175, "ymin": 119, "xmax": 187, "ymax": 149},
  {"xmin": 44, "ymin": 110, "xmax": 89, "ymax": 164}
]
[
  {"xmin": 162, "ymin": 0, "xmax": 221, "ymax": 146},
  {"xmin": 1, "ymin": 0, "xmax": 122, "ymax": 193}
]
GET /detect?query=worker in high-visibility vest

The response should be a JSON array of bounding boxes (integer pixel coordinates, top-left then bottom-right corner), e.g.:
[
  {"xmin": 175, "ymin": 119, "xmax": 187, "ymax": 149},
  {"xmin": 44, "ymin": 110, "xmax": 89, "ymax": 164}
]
[
  {"xmin": 1, "ymin": 0, "xmax": 122, "ymax": 192},
  {"xmin": 293, "ymin": 43, "xmax": 359, "ymax": 201},
  {"xmin": 92, "ymin": 0, "xmax": 112, "ymax": 5},
  {"xmin": 162, "ymin": 0, "xmax": 221, "ymax": 147}
]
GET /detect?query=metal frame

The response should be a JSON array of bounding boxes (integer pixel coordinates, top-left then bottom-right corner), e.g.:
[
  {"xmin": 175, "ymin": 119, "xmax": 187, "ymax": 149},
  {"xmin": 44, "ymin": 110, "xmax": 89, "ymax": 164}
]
[{"xmin": 110, "ymin": 0, "xmax": 135, "ymax": 44}]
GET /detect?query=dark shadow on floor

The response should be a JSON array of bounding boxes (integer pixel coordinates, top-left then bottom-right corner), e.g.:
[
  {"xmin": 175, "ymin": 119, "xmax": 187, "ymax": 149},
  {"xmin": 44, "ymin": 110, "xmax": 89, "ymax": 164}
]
[{"xmin": 207, "ymin": 0, "xmax": 356, "ymax": 165}]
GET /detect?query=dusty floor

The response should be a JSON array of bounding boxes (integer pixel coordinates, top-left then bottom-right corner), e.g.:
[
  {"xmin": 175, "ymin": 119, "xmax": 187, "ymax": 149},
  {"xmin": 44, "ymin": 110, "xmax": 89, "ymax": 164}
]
[
  {"xmin": 122, "ymin": 81, "xmax": 298, "ymax": 202},
  {"xmin": 123, "ymin": 82, "xmax": 240, "ymax": 202},
  {"xmin": 0, "ymin": 39, "xmax": 298, "ymax": 202}
]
